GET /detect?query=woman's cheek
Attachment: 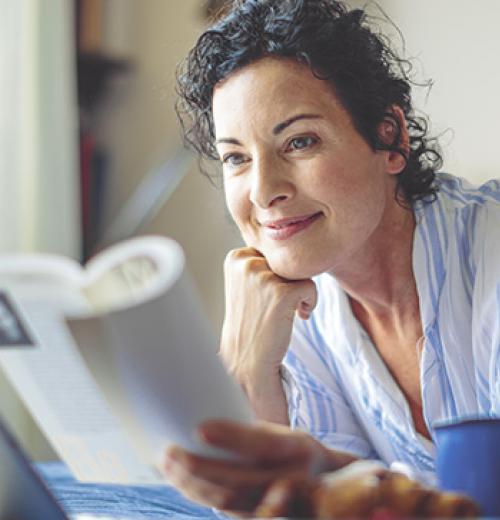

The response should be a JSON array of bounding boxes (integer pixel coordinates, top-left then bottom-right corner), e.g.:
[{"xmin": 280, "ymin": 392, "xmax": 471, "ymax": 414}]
[{"xmin": 225, "ymin": 183, "xmax": 251, "ymax": 227}]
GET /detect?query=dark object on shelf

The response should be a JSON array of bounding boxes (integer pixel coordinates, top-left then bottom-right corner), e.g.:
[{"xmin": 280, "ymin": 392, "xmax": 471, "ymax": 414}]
[
  {"xmin": 77, "ymin": 52, "xmax": 131, "ymax": 114},
  {"xmin": 75, "ymin": 1, "xmax": 135, "ymax": 261},
  {"xmin": 80, "ymin": 132, "xmax": 109, "ymax": 261},
  {"xmin": 76, "ymin": 52, "xmax": 132, "ymax": 261}
]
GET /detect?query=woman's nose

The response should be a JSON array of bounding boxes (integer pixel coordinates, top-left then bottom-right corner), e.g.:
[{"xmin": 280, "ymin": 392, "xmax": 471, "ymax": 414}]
[{"xmin": 249, "ymin": 158, "xmax": 294, "ymax": 208}]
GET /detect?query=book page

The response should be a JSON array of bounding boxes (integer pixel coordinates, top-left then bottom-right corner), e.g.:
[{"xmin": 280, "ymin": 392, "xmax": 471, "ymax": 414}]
[
  {"xmin": 81, "ymin": 236, "xmax": 184, "ymax": 315},
  {"xmin": 0, "ymin": 236, "xmax": 254, "ymax": 484},
  {"xmin": 0, "ymin": 281, "xmax": 162, "ymax": 484},
  {"xmin": 0, "ymin": 254, "xmax": 83, "ymax": 287},
  {"xmin": 68, "ymin": 237, "xmax": 254, "ymax": 462},
  {"xmin": 71, "ymin": 270, "xmax": 254, "ymax": 464},
  {"xmin": 83, "ymin": 254, "xmax": 159, "ymax": 310}
]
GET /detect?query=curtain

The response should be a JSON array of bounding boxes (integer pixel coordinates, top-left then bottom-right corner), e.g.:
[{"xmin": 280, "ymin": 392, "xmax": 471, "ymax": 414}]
[{"xmin": 0, "ymin": 0, "xmax": 80, "ymax": 458}]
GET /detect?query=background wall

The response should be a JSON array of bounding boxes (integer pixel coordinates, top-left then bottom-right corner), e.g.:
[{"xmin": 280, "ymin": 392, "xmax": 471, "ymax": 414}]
[{"xmin": 368, "ymin": 0, "xmax": 500, "ymax": 184}]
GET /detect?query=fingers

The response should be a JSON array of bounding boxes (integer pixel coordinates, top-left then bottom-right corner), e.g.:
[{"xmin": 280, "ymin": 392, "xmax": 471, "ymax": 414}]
[
  {"xmin": 165, "ymin": 444, "xmax": 308, "ymax": 488},
  {"xmin": 255, "ymin": 477, "xmax": 315, "ymax": 518},
  {"xmin": 163, "ymin": 441, "xmax": 317, "ymax": 515},
  {"xmin": 224, "ymin": 247, "xmax": 266, "ymax": 274},
  {"xmin": 164, "ymin": 446, "xmax": 269, "ymax": 513},
  {"xmin": 163, "ymin": 422, "xmax": 354, "ymax": 515},
  {"xmin": 295, "ymin": 278, "xmax": 318, "ymax": 319},
  {"xmin": 198, "ymin": 420, "xmax": 317, "ymax": 465},
  {"xmin": 166, "ymin": 462, "xmax": 235, "ymax": 509},
  {"xmin": 165, "ymin": 451, "xmax": 258, "ymax": 513},
  {"xmin": 225, "ymin": 247, "xmax": 318, "ymax": 323}
]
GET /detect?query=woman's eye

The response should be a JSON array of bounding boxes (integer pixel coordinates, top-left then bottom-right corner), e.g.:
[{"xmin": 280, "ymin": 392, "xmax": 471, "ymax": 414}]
[
  {"xmin": 222, "ymin": 153, "xmax": 246, "ymax": 167},
  {"xmin": 287, "ymin": 135, "xmax": 318, "ymax": 151}
]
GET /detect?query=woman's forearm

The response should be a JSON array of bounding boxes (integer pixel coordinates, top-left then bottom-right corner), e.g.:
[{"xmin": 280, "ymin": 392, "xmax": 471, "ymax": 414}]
[{"xmin": 238, "ymin": 370, "xmax": 289, "ymax": 424}]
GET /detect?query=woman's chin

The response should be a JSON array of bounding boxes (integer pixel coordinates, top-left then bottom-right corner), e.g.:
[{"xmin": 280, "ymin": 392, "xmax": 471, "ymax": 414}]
[{"xmin": 267, "ymin": 258, "xmax": 321, "ymax": 281}]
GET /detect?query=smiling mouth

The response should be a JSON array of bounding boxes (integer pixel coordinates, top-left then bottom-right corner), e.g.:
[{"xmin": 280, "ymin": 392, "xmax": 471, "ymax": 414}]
[
  {"xmin": 262, "ymin": 212, "xmax": 322, "ymax": 240},
  {"xmin": 263, "ymin": 212, "xmax": 322, "ymax": 228}
]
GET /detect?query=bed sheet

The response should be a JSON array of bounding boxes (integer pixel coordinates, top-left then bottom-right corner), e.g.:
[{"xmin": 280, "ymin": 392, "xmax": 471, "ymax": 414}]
[{"xmin": 37, "ymin": 461, "xmax": 220, "ymax": 519}]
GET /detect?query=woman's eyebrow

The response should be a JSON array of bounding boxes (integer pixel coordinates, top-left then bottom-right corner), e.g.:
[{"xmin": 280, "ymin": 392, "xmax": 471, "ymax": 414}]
[
  {"xmin": 215, "ymin": 137, "xmax": 242, "ymax": 146},
  {"xmin": 215, "ymin": 113, "xmax": 322, "ymax": 146},
  {"xmin": 273, "ymin": 113, "xmax": 322, "ymax": 135}
]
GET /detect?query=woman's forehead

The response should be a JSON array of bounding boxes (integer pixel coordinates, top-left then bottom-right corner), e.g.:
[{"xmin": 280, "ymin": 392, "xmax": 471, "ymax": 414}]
[
  {"xmin": 214, "ymin": 57, "xmax": 329, "ymax": 98},
  {"xmin": 212, "ymin": 57, "xmax": 344, "ymax": 133}
]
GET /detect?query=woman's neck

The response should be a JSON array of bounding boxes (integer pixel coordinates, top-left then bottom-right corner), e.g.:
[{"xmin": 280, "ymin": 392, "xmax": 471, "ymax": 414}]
[{"xmin": 329, "ymin": 201, "xmax": 417, "ymax": 320}]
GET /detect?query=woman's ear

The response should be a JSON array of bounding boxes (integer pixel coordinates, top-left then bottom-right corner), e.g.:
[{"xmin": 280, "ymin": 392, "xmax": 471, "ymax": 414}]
[{"xmin": 378, "ymin": 105, "xmax": 410, "ymax": 175}]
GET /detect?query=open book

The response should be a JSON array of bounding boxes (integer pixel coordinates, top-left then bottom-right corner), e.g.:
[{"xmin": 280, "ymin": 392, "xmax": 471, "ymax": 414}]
[{"xmin": 0, "ymin": 236, "xmax": 253, "ymax": 484}]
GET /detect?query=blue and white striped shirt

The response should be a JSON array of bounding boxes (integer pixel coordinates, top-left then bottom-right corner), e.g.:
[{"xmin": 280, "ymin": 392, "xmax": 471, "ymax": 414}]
[{"xmin": 282, "ymin": 173, "xmax": 500, "ymax": 483}]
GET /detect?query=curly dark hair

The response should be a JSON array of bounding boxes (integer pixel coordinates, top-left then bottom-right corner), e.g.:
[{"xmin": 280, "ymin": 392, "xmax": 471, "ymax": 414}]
[{"xmin": 176, "ymin": 0, "xmax": 443, "ymax": 206}]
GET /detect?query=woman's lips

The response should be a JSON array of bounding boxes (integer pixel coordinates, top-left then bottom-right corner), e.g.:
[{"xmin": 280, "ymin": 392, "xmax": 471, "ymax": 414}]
[{"xmin": 261, "ymin": 212, "xmax": 322, "ymax": 240}]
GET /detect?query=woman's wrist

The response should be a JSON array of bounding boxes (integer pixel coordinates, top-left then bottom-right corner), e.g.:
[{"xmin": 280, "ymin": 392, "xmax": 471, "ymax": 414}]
[
  {"xmin": 218, "ymin": 332, "xmax": 289, "ymax": 423},
  {"xmin": 238, "ymin": 368, "xmax": 289, "ymax": 424}
]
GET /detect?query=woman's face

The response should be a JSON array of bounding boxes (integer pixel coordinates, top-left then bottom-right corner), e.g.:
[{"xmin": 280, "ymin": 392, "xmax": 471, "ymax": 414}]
[{"xmin": 213, "ymin": 57, "xmax": 403, "ymax": 280}]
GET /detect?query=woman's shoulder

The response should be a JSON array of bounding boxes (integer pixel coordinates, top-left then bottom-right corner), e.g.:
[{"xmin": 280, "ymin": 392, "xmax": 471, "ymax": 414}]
[
  {"xmin": 433, "ymin": 172, "xmax": 500, "ymax": 211},
  {"xmin": 414, "ymin": 172, "xmax": 500, "ymax": 256}
]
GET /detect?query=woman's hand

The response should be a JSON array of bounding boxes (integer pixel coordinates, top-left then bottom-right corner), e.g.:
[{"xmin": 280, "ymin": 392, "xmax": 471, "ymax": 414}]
[
  {"xmin": 256, "ymin": 464, "xmax": 481, "ymax": 519},
  {"xmin": 163, "ymin": 420, "xmax": 356, "ymax": 516},
  {"xmin": 219, "ymin": 247, "xmax": 317, "ymax": 422}
]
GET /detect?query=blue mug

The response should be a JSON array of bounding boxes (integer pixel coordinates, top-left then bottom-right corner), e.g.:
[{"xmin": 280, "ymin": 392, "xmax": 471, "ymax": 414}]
[{"xmin": 434, "ymin": 417, "xmax": 500, "ymax": 517}]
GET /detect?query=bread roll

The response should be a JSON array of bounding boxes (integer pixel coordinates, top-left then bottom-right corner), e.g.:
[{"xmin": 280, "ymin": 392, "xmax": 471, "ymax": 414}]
[{"xmin": 255, "ymin": 466, "xmax": 480, "ymax": 518}]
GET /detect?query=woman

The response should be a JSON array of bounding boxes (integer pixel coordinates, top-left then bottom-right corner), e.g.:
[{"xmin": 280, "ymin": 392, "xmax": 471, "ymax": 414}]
[{"xmin": 165, "ymin": 0, "xmax": 500, "ymax": 515}]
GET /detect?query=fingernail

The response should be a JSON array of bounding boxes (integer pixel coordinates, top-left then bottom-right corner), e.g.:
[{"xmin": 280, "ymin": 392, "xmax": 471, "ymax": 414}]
[
  {"xmin": 165, "ymin": 446, "xmax": 180, "ymax": 463},
  {"xmin": 163, "ymin": 453, "xmax": 174, "ymax": 474},
  {"xmin": 198, "ymin": 421, "xmax": 220, "ymax": 444},
  {"xmin": 163, "ymin": 456, "xmax": 172, "ymax": 472}
]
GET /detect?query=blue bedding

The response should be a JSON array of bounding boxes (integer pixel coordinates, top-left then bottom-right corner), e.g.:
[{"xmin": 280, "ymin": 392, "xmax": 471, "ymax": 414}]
[{"xmin": 37, "ymin": 461, "xmax": 219, "ymax": 519}]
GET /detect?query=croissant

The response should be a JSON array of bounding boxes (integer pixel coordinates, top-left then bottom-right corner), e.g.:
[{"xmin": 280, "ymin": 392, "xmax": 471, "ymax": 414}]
[{"xmin": 255, "ymin": 465, "xmax": 479, "ymax": 519}]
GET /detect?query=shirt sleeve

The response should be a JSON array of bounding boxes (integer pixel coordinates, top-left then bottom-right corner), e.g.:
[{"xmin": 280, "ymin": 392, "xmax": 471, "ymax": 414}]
[
  {"xmin": 282, "ymin": 317, "xmax": 379, "ymax": 460},
  {"xmin": 473, "ymin": 199, "xmax": 500, "ymax": 413}
]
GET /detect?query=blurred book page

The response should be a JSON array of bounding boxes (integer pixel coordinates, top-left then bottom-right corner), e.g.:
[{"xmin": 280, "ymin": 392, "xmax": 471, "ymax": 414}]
[
  {"xmin": 0, "ymin": 237, "xmax": 253, "ymax": 484},
  {"xmin": 0, "ymin": 283, "xmax": 160, "ymax": 483}
]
